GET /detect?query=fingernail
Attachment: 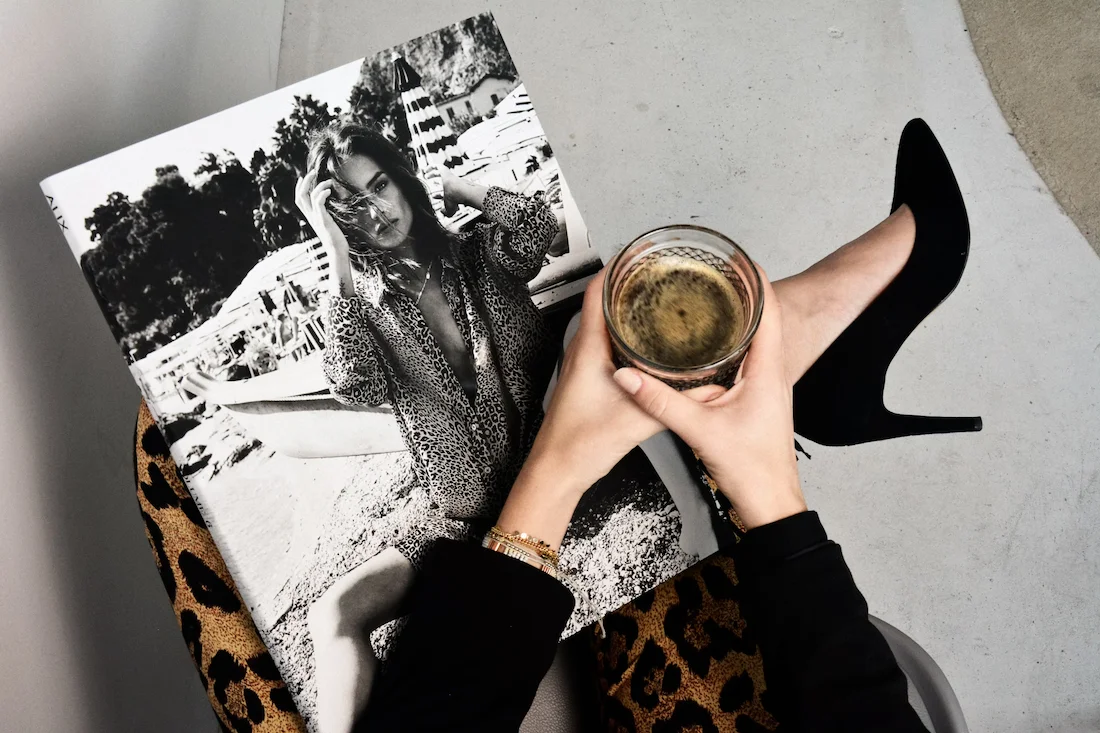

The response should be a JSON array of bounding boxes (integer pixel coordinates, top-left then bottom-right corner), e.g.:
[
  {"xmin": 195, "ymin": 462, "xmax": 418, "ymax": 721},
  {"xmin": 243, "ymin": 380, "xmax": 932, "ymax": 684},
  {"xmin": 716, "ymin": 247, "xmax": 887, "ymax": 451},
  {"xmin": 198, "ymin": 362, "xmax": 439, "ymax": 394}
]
[{"xmin": 613, "ymin": 368, "xmax": 643, "ymax": 395}]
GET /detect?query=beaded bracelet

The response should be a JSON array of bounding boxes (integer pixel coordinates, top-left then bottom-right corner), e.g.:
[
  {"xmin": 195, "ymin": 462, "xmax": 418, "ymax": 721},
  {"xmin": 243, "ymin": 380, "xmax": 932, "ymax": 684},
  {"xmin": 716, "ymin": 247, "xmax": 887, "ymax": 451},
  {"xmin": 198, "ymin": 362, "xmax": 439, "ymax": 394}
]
[
  {"xmin": 482, "ymin": 535, "xmax": 559, "ymax": 579},
  {"xmin": 486, "ymin": 526, "xmax": 560, "ymax": 566}
]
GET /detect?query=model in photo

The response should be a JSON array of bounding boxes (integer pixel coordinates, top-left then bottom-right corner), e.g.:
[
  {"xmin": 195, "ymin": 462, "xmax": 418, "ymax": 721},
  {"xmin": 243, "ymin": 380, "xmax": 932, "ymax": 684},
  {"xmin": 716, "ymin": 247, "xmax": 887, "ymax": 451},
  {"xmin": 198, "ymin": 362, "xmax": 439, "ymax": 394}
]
[{"xmin": 297, "ymin": 120, "xmax": 562, "ymax": 733}]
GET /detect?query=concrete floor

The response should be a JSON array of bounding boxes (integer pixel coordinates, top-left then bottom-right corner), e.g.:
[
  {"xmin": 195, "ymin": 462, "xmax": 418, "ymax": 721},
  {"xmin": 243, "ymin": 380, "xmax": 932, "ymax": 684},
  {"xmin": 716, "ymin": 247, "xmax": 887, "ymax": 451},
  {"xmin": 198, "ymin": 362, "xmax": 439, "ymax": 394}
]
[{"xmin": 280, "ymin": 2, "xmax": 1100, "ymax": 731}]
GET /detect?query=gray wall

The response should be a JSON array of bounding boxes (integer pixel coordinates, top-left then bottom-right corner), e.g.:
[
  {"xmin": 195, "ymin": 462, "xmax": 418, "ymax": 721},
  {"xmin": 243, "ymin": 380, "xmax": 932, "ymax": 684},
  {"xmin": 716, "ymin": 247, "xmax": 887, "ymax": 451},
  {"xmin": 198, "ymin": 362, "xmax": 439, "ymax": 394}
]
[{"xmin": 0, "ymin": 2, "xmax": 282, "ymax": 730}]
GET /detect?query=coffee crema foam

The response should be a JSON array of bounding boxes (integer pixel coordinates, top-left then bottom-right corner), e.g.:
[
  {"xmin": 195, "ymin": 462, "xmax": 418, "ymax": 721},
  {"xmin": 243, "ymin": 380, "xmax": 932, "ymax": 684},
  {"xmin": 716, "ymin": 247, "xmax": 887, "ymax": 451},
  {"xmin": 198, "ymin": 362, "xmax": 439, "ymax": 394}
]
[{"xmin": 612, "ymin": 255, "xmax": 745, "ymax": 369}]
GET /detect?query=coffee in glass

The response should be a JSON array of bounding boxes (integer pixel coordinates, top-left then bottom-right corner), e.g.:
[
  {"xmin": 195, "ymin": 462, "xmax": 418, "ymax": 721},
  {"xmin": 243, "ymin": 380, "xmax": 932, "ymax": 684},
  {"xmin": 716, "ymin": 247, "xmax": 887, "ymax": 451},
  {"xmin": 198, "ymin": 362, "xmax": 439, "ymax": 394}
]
[{"xmin": 603, "ymin": 225, "xmax": 763, "ymax": 390}]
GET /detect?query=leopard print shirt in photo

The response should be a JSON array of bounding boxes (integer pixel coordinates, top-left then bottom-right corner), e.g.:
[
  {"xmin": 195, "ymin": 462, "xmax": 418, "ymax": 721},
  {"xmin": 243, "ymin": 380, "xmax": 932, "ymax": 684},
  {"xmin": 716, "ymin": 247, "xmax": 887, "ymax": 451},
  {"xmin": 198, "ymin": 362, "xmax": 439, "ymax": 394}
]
[{"xmin": 322, "ymin": 187, "xmax": 559, "ymax": 537}]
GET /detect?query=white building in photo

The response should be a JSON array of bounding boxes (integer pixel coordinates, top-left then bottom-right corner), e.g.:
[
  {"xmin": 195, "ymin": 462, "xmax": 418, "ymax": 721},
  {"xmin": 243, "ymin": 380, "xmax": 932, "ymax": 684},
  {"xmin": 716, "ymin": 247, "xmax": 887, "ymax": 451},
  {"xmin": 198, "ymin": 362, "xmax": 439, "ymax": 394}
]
[{"xmin": 437, "ymin": 74, "xmax": 519, "ymax": 123}]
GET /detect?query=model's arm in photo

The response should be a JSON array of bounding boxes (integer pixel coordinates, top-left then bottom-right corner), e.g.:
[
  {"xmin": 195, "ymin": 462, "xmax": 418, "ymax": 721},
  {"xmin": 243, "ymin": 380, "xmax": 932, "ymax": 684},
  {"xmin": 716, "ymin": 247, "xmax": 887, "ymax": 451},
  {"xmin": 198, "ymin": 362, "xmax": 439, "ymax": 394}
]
[
  {"xmin": 295, "ymin": 170, "xmax": 390, "ymax": 408},
  {"xmin": 319, "ymin": 298, "xmax": 389, "ymax": 407},
  {"xmin": 444, "ymin": 172, "xmax": 559, "ymax": 282}
]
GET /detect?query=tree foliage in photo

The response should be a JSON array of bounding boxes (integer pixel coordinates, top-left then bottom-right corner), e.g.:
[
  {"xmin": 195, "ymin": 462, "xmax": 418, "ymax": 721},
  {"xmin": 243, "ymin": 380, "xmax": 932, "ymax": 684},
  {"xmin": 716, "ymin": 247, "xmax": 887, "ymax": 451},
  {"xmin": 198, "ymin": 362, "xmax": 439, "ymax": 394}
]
[
  {"xmin": 82, "ymin": 157, "xmax": 264, "ymax": 360},
  {"xmin": 253, "ymin": 94, "xmax": 337, "ymax": 251}
]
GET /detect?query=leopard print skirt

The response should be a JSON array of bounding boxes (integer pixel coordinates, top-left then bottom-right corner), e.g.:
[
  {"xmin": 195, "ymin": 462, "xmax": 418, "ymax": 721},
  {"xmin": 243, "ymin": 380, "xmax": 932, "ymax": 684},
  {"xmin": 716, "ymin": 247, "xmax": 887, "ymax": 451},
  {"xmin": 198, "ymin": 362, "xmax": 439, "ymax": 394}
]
[
  {"xmin": 592, "ymin": 549, "xmax": 779, "ymax": 732},
  {"xmin": 135, "ymin": 399, "xmax": 776, "ymax": 732}
]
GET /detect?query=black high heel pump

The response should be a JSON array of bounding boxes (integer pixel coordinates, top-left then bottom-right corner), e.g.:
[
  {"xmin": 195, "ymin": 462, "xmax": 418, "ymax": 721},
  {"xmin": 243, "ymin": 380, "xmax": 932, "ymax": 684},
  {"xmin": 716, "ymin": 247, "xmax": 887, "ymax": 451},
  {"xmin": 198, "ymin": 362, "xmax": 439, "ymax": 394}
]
[{"xmin": 792, "ymin": 118, "xmax": 983, "ymax": 446}]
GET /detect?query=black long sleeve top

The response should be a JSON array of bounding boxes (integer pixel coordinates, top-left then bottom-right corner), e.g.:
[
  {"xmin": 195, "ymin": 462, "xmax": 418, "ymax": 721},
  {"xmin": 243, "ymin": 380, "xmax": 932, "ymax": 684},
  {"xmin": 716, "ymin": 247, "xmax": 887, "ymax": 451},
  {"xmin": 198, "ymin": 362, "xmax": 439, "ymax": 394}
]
[{"xmin": 355, "ymin": 511, "xmax": 929, "ymax": 732}]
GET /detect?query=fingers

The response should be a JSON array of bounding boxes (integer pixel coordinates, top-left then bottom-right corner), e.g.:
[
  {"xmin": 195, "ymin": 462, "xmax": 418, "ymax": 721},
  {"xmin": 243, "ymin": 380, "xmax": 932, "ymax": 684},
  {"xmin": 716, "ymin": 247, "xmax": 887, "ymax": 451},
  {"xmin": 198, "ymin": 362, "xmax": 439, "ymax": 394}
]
[
  {"xmin": 297, "ymin": 169, "xmax": 327, "ymax": 215},
  {"xmin": 739, "ymin": 264, "xmax": 786, "ymax": 382},
  {"xmin": 683, "ymin": 383, "xmax": 727, "ymax": 403},
  {"xmin": 570, "ymin": 269, "xmax": 612, "ymax": 358},
  {"xmin": 294, "ymin": 175, "xmax": 307, "ymax": 210},
  {"xmin": 296, "ymin": 168, "xmax": 318, "ymax": 203},
  {"xmin": 309, "ymin": 180, "xmax": 333, "ymax": 213},
  {"xmin": 577, "ymin": 268, "xmax": 608, "ymax": 336},
  {"xmin": 554, "ymin": 270, "xmax": 611, "ymax": 373},
  {"xmin": 612, "ymin": 368, "xmax": 705, "ymax": 440}
]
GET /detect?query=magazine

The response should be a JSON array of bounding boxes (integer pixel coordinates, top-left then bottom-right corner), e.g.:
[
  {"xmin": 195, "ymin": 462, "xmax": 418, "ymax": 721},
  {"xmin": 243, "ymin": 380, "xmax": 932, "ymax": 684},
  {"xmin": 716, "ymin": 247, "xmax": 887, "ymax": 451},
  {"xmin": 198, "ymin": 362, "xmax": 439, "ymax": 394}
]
[{"xmin": 41, "ymin": 11, "xmax": 719, "ymax": 728}]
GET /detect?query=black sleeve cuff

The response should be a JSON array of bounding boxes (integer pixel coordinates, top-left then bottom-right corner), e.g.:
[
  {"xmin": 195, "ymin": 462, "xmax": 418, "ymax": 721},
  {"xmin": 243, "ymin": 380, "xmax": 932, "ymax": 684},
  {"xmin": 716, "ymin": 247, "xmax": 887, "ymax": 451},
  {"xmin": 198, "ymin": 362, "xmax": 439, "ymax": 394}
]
[
  {"xmin": 412, "ymin": 539, "xmax": 576, "ymax": 628},
  {"xmin": 735, "ymin": 510, "xmax": 829, "ymax": 571},
  {"xmin": 385, "ymin": 538, "xmax": 576, "ymax": 678},
  {"xmin": 732, "ymin": 510, "xmax": 871, "ymax": 665},
  {"xmin": 359, "ymin": 540, "xmax": 576, "ymax": 731}
]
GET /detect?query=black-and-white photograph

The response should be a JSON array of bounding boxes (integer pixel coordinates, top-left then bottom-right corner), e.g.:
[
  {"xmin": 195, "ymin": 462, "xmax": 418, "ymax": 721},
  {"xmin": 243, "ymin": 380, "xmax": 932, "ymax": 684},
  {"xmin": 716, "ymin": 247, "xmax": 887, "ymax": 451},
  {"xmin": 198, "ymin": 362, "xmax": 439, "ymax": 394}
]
[{"xmin": 42, "ymin": 12, "xmax": 718, "ymax": 731}]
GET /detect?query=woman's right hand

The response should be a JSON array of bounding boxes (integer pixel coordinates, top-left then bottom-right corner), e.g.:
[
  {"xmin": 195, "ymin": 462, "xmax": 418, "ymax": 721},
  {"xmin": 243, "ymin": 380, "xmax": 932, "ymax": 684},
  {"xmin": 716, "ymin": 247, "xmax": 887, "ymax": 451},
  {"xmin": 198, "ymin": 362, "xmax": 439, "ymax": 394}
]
[
  {"xmin": 494, "ymin": 270, "xmax": 725, "ymax": 548},
  {"xmin": 612, "ymin": 267, "xmax": 807, "ymax": 530},
  {"xmin": 295, "ymin": 169, "xmax": 351, "ymax": 264},
  {"xmin": 295, "ymin": 169, "xmax": 354, "ymax": 296}
]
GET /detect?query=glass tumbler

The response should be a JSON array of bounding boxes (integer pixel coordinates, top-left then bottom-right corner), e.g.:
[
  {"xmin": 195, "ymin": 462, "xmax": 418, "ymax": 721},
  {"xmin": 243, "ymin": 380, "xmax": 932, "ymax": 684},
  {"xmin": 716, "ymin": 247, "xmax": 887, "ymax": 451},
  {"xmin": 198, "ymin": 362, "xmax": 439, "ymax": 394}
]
[{"xmin": 602, "ymin": 224, "xmax": 764, "ymax": 390}]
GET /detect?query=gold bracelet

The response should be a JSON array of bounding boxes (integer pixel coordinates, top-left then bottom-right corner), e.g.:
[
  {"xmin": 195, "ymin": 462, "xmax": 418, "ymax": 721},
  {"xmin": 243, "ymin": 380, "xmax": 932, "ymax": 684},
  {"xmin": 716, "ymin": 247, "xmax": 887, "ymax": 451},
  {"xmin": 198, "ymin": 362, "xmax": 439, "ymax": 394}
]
[
  {"xmin": 482, "ymin": 536, "xmax": 559, "ymax": 579},
  {"xmin": 487, "ymin": 526, "xmax": 560, "ymax": 566}
]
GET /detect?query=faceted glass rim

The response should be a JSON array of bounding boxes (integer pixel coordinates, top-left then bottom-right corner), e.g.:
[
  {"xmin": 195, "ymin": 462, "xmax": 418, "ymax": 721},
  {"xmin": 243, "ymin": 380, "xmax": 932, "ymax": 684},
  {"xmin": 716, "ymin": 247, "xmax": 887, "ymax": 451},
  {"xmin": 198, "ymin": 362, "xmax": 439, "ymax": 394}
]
[{"xmin": 602, "ymin": 224, "xmax": 765, "ymax": 377}]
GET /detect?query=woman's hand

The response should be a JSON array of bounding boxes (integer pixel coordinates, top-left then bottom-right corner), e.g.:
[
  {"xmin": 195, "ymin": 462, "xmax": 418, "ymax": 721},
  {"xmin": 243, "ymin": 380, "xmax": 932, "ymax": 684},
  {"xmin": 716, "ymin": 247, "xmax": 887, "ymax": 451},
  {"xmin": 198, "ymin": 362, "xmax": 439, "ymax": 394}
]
[
  {"xmin": 531, "ymin": 270, "xmax": 724, "ymax": 491},
  {"xmin": 495, "ymin": 269, "xmax": 724, "ymax": 546},
  {"xmin": 425, "ymin": 166, "xmax": 488, "ymax": 215},
  {"xmin": 612, "ymin": 267, "xmax": 807, "ymax": 530},
  {"xmin": 295, "ymin": 169, "xmax": 354, "ymax": 297},
  {"xmin": 421, "ymin": 165, "xmax": 455, "ymax": 216},
  {"xmin": 542, "ymin": 178, "xmax": 563, "ymax": 206},
  {"xmin": 295, "ymin": 169, "xmax": 350, "ymax": 261}
]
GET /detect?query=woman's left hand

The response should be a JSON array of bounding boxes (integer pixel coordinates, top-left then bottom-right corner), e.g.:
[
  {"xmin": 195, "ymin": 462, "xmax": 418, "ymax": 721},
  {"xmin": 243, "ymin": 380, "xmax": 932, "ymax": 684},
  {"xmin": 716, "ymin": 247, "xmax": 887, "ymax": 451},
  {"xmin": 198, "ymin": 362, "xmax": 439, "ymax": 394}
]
[
  {"xmin": 530, "ymin": 269, "xmax": 725, "ymax": 492},
  {"xmin": 439, "ymin": 170, "xmax": 462, "ymax": 215},
  {"xmin": 422, "ymin": 166, "xmax": 461, "ymax": 216},
  {"xmin": 496, "ymin": 268, "xmax": 725, "ymax": 546}
]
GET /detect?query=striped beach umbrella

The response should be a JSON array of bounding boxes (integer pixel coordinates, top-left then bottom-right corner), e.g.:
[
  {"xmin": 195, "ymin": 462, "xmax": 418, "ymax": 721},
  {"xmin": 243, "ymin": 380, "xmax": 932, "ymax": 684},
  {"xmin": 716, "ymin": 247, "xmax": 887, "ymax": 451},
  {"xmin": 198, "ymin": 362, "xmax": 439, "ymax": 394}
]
[{"xmin": 394, "ymin": 56, "xmax": 468, "ymax": 183}]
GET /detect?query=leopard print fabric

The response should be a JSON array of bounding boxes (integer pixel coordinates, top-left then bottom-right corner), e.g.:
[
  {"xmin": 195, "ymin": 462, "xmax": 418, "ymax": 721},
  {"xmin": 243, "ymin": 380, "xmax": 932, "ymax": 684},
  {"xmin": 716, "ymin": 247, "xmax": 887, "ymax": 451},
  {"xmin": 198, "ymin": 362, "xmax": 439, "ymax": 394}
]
[
  {"xmin": 322, "ymin": 186, "xmax": 559, "ymax": 567},
  {"xmin": 135, "ymin": 401, "xmax": 306, "ymax": 732},
  {"xmin": 593, "ymin": 547, "xmax": 780, "ymax": 733}
]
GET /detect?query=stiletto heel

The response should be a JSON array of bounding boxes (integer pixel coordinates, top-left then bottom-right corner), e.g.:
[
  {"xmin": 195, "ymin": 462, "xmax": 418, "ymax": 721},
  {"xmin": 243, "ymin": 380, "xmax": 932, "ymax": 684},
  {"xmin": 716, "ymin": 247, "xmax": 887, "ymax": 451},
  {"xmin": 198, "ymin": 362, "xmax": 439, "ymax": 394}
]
[
  {"xmin": 866, "ymin": 411, "xmax": 983, "ymax": 442},
  {"xmin": 792, "ymin": 118, "xmax": 983, "ymax": 447}
]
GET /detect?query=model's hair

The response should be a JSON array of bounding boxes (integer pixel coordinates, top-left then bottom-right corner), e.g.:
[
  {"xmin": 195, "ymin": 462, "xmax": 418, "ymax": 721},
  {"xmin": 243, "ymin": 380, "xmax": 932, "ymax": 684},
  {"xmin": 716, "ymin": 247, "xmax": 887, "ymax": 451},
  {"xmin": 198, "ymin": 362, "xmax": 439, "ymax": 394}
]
[{"xmin": 306, "ymin": 120, "xmax": 449, "ymax": 269}]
